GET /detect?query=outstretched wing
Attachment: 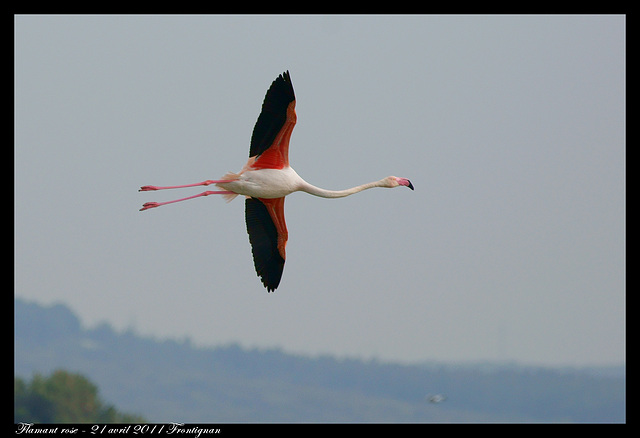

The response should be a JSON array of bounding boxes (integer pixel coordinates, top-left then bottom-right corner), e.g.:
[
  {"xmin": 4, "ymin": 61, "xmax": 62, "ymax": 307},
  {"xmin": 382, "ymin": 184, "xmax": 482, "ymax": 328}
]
[
  {"xmin": 245, "ymin": 197, "xmax": 288, "ymax": 292},
  {"xmin": 249, "ymin": 71, "xmax": 296, "ymax": 170}
]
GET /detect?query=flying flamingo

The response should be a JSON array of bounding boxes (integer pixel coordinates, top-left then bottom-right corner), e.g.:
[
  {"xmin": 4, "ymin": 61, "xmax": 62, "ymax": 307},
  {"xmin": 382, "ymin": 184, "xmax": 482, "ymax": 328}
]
[{"xmin": 139, "ymin": 71, "xmax": 413, "ymax": 292}]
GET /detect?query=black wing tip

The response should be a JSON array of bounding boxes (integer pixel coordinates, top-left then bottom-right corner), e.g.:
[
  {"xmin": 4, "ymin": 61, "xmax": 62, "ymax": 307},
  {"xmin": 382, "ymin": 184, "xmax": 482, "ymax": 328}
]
[
  {"xmin": 280, "ymin": 70, "xmax": 292, "ymax": 85},
  {"xmin": 258, "ymin": 251, "xmax": 285, "ymax": 292},
  {"xmin": 276, "ymin": 70, "xmax": 295, "ymax": 99},
  {"xmin": 261, "ymin": 70, "xmax": 295, "ymax": 108},
  {"xmin": 262, "ymin": 258, "xmax": 284, "ymax": 292}
]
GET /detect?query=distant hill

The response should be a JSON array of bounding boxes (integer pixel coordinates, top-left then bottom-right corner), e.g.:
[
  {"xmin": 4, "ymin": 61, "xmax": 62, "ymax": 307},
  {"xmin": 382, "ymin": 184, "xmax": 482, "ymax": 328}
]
[{"xmin": 14, "ymin": 298, "xmax": 625, "ymax": 423}]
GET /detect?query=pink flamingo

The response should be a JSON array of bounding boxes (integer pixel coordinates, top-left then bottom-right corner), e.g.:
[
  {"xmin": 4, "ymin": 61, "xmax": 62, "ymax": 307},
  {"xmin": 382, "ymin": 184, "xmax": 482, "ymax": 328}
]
[{"xmin": 140, "ymin": 71, "xmax": 413, "ymax": 291}]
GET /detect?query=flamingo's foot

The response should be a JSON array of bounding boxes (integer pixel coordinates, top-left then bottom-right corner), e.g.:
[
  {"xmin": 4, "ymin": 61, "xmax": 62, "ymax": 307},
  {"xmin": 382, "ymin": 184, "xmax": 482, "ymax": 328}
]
[{"xmin": 140, "ymin": 202, "xmax": 160, "ymax": 211}]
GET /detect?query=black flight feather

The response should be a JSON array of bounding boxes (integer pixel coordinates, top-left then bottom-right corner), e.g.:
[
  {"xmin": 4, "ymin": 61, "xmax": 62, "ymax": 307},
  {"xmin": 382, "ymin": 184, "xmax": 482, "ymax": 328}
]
[
  {"xmin": 249, "ymin": 71, "xmax": 296, "ymax": 158},
  {"xmin": 245, "ymin": 197, "xmax": 285, "ymax": 292}
]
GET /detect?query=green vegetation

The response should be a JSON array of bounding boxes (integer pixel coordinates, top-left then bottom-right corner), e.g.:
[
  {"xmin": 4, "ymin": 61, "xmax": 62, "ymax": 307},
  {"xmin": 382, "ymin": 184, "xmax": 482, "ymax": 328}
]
[{"xmin": 15, "ymin": 370, "xmax": 145, "ymax": 423}]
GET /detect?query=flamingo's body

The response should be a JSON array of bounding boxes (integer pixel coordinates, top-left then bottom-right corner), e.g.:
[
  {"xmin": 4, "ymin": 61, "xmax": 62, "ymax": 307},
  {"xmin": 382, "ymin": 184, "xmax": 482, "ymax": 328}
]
[{"xmin": 140, "ymin": 71, "xmax": 413, "ymax": 291}]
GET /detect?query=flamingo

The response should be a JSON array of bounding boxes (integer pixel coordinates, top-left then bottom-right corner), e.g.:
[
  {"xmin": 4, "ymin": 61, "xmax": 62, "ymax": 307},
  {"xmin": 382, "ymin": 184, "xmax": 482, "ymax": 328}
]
[{"xmin": 139, "ymin": 71, "xmax": 413, "ymax": 292}]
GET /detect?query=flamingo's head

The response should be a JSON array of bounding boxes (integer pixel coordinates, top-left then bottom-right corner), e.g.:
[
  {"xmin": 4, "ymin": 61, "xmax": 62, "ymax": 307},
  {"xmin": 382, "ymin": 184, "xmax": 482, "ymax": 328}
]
[{"xmin": 387, "ymin": 176, "xmax": 414, "ymax": 190}]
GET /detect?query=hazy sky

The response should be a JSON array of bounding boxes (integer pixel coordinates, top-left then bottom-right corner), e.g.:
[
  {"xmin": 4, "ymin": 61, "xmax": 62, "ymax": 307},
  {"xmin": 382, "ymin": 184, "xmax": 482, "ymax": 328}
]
[{"xmin": 14, "ymin": 15, "xmax": 625, "ymax": 367}]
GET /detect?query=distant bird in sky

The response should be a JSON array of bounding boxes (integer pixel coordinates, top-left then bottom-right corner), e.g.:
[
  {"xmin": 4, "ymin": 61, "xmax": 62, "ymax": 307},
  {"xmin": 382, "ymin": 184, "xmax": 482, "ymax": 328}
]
[
  {"xmin": 139, "ymin": 71, "xmax": 413, "ymax": 292},
  {"xmin": 426, "ymin": 394, "xmax": 447, "ymax": 404}
]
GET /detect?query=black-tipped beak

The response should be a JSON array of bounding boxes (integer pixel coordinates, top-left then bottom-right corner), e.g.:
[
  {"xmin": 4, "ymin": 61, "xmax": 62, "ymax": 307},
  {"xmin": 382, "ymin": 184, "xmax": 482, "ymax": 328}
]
[{"xmin": 406, "ymin": 180, "xmax": 414, "ymax": 190}]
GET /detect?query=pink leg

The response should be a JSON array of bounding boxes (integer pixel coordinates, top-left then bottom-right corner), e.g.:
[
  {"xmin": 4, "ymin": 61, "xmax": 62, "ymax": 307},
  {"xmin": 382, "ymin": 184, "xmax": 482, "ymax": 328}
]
[
  {"xmin": 139, "ymin": 179, "xmax": 233, "ymax": 192},
  {"xmin": 140, "ymin": 190, "xmax": 234, "ymax": 211}
]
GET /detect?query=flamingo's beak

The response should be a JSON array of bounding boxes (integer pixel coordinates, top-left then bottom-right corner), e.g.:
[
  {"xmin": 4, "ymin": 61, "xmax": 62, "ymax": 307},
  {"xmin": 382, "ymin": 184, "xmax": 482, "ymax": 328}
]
[{"xmin": 397, "ymin": 178, "xmax": 414, "ymax": 190}]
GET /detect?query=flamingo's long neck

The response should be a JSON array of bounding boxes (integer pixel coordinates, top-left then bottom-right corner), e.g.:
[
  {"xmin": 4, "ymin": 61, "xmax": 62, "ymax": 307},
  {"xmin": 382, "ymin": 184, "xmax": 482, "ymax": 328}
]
[{"xmin": 298, "ymin": 179, "xmax": 387, "ymax": 199}]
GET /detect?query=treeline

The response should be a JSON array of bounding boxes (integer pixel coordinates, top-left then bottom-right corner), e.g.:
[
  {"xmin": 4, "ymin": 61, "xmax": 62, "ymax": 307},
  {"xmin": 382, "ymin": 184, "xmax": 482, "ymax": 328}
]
[
  {"xmin": 15, "ymin": 369, "xmax": 145, "ymax": 423},
  {"xmin": 15, "ymin": 298, "xmax": 625, "ymax": 422}
]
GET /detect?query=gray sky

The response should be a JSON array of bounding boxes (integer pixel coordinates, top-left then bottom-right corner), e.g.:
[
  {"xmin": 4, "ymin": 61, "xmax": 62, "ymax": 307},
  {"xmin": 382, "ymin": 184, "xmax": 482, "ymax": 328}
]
[{"xmin": 14, "ymin": 15, "xmax": 625, "ymax": 367}]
